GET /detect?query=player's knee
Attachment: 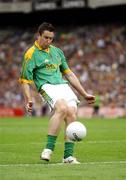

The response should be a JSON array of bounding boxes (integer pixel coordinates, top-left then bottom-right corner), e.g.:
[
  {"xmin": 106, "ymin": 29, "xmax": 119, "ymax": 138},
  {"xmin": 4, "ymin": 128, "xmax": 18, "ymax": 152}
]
[
  {"xmin": 66, "ymin": 108, "xmax": 77, "ymax": 123},
  {"xmin": 55, "ymin": 99, "xmax": 68, "ymax": 116},
  {"xmin": 68, "ymin": 113, "xmax": 77, "ymax": 122},
  {"xmin": 58, "ymin": 105, "xmax": 68, "ymax": 116}
]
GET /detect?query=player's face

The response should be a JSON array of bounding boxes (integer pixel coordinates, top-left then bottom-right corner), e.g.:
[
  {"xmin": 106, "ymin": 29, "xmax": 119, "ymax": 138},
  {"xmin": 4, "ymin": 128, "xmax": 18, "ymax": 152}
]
[{"xmin": 38, "ymin": 30, "xmax": 54, "ymax": 49}]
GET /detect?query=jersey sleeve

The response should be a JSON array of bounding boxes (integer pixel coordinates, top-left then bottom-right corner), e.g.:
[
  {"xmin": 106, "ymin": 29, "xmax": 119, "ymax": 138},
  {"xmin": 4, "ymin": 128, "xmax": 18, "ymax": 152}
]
[
  {"xmin": 58, "ymin": 48, "xmax": 72, "ymax": 75},
  {"xmin": 19, "ymin": 48, "xmax": 35, "ymax": 84}
]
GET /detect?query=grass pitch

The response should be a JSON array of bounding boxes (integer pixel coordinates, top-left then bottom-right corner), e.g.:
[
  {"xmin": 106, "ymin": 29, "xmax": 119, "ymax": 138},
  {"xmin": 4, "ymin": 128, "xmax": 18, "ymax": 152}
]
[{"xmin": 0, "ymin": 117, "xmax": 126, "ymax": 180}]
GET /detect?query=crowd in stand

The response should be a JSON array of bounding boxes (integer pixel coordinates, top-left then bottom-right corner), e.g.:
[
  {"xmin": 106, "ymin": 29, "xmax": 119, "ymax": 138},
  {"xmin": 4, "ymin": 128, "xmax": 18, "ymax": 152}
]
[{"xmin": 0, "ymin": 23, "xmax": 126, "ymax": 113}]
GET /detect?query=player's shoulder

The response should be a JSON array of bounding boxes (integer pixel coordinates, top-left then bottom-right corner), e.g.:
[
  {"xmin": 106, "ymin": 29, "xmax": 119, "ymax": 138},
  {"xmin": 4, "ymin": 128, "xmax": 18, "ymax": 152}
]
[
  {"xmin": 50, "ymin": 44, "xmax": 63, "ymax": 54},
  {"xmin": 24, "ymin": 44, "xmax": 36, "ymax": 61}
]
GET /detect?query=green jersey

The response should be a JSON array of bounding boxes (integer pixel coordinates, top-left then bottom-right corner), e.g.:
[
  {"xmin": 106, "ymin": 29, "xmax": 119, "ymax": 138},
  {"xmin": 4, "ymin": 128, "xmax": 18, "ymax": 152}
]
[{"xmin": 19, "ymin": 41, "xmax": 71, "ymax": 92}]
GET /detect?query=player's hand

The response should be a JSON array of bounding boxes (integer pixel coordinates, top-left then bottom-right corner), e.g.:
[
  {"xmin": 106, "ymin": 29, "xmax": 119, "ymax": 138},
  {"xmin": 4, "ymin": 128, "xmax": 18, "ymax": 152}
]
[
  {"xmin": 84, "ymin": 94, "xmax": 95, "ymax": 105},
  {"xmin": 26, "ymin": 101, "xmax": 33, "ymax": 113}
]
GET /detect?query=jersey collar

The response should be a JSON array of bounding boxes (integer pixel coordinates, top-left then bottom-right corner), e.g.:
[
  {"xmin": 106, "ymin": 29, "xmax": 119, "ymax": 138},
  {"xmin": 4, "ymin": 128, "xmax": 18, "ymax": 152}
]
[{"xmin": 34, "ymin": 41, "xmax": 50, "ymax": 53}]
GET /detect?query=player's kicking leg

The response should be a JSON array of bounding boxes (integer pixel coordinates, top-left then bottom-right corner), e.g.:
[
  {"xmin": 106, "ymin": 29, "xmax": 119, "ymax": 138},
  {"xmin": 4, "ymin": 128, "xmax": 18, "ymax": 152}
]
[{"xmin": 63, "ymin": 106, "xmax": 80, "ymax": 164}]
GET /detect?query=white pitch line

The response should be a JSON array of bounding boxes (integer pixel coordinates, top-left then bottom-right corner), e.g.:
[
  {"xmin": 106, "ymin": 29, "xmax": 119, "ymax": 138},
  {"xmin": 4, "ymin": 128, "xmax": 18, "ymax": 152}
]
[
  {"xmin": 1, "ymin": 161, "xmax": 126, "ymax": 167},
  {"xmin": 0, "ymin": 140, "xmax": 126, "ymax": 146},
  {"xmin": 86, "ymin": 140, "xmax": 126, "ymax": 144}
]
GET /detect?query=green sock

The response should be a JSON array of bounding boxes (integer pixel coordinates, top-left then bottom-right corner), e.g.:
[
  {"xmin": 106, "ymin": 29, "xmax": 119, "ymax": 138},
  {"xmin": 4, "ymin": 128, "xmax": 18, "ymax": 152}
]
[
  {"xmin": 45, "ymin": 135, "xmax": 57, "ymax": 151},
  {"xmin": 64, "ymin": 142, "xmax": 75, "ymax": 158}
]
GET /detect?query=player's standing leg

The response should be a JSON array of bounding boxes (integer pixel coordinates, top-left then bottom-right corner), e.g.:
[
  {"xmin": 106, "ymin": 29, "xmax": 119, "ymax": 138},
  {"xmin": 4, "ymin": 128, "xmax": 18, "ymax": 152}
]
[{"xmin": 40, "ymin": 99, "xmax": 68, "ymax": 161}]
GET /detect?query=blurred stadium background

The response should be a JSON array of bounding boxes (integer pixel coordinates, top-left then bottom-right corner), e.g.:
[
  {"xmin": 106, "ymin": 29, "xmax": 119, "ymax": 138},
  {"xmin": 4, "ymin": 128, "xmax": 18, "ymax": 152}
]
[{"xmin": 0, "ymin": 0, "xmax": 126, "ymax": 118}]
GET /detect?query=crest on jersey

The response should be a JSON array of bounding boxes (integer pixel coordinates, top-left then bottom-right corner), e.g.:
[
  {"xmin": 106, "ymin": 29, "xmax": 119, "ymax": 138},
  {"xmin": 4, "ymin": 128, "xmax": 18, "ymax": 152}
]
[{"xmin": 44, "ymin": 59, "xmax": 49, "ymax": 63}]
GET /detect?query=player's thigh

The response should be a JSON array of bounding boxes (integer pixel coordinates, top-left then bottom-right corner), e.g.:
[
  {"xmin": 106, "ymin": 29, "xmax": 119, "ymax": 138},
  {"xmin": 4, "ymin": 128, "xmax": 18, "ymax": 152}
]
[{"xmin": 41, "ymin": 84, "xmax": 78, "ymax": 109}]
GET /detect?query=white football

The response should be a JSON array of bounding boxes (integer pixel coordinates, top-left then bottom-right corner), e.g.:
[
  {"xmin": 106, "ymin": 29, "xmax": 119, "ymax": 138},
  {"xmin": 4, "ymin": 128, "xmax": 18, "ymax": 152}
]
[{"xmin": 66, "ymin": 121, "xmax": 87, "ymax": 141}]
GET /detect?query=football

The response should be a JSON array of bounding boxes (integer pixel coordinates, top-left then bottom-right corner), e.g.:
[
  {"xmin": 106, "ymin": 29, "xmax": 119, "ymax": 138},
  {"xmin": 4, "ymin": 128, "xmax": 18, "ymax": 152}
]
[{"xmin": 66, "ymin": 121, "xmax": 87, "ymax": 141}]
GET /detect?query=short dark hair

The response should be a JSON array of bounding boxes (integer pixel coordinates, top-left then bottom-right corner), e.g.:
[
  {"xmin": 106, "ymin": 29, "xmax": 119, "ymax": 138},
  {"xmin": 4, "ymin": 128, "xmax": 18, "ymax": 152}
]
[{"xmin": 38, "ymin": 22, "xmax": 55, "ymax": 35}]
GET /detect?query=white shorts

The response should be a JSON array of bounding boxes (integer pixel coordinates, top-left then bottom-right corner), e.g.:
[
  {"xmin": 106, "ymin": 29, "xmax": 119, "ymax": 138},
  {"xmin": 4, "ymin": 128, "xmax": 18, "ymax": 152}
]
[{"xmin": 40, "ymin": 84, "xmax": 79, "ymax": 109}]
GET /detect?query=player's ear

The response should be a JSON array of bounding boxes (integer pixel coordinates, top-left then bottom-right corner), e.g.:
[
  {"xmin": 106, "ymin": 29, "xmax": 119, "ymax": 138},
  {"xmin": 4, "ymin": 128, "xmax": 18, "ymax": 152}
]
[
  {"xmin": 34, "ymin": 32, "xmax": 39, "ymax": 40},
  {"xmin": 51, "ymin": 38, "xmax": 54, "ymax": 43}
]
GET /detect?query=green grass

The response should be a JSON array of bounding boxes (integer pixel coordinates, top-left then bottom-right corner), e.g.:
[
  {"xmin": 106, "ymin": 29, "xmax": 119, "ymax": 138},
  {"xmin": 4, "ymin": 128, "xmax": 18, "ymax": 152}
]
[{"xmin": 0, "ymin": 117, "xmax": 126, "ymax": 180}]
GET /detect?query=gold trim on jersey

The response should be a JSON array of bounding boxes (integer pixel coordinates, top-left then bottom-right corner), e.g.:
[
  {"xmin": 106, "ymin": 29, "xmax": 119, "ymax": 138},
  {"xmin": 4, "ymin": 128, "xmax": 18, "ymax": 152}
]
[
  {"xmin": 24, "ymin": 46, "xmax": 35, "ymax": 61},
  {"xmin": 18, "ymin": 78, "xmax": 33, "ymax": 84},
  {"xmin": 62, "ymin": 68, "xmax": 71, "ymax": 75}
]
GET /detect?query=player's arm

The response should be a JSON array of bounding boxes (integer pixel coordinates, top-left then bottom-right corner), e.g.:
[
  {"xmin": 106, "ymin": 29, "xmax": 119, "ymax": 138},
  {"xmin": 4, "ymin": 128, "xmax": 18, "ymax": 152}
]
[
  {"xmin": 21, "ymin": 83, "xmax": 33, "ymax": 113},
  {"xmin": 59, "ymin": 49, "xmax": 95, "ymax": 104},
  {"xmin": 65, "ymin": 71, "xmax": 95, "ymax": 105},
  {"xmin": 19, "ymin": 79, "xmax": 33, "ymax": 113},
  {"xmin": 19, "ymin": 49, "xmax": 35, "ymax": 113}
]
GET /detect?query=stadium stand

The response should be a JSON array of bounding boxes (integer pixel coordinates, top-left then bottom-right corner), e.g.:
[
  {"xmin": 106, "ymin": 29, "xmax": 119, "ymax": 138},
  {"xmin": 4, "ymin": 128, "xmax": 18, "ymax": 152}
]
[{"xmin": 0, "ymin": 1, "xmax": 126, "ymax": 117}]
